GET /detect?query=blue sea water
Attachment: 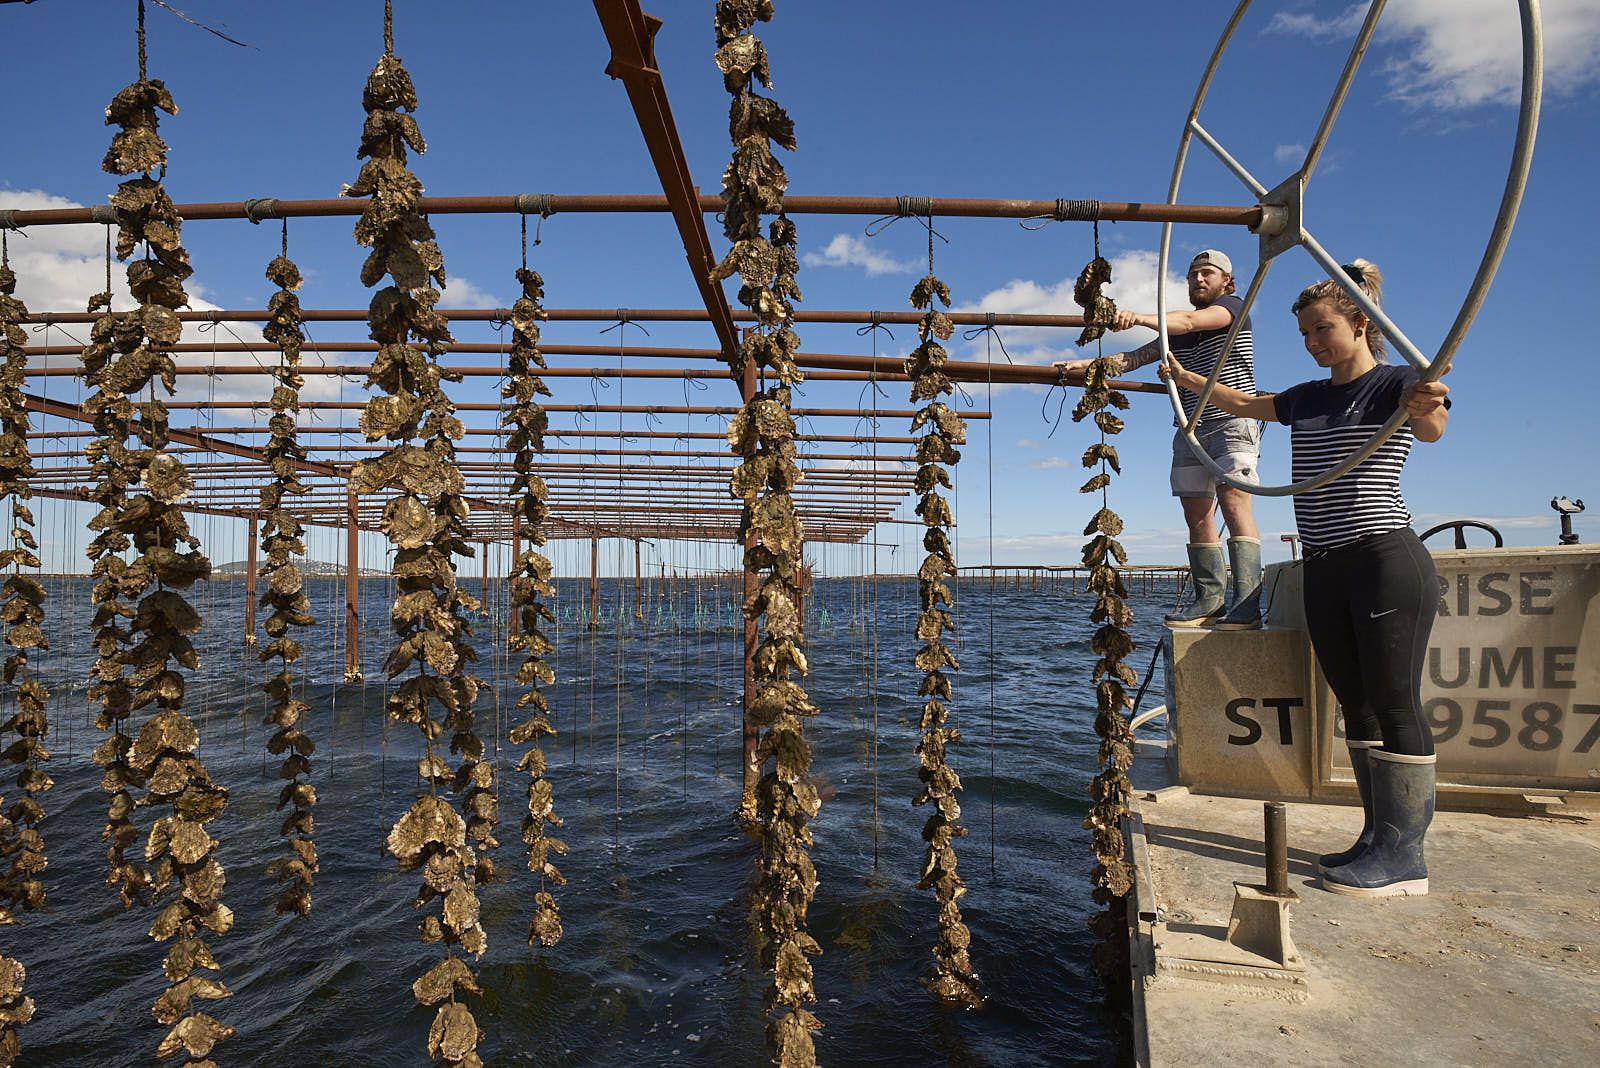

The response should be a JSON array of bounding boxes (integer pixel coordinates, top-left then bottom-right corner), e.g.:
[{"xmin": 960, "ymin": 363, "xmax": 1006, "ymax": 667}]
[{"xmin": 9, "ymin": 573, "xmax": 1172, "ymax": 1066}]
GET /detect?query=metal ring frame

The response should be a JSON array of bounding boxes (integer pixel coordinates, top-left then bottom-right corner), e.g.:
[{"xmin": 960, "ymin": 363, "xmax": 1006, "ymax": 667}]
[{"xmin": 1157, "ymin": 0, "xmax": 1543, "ymax": 497}]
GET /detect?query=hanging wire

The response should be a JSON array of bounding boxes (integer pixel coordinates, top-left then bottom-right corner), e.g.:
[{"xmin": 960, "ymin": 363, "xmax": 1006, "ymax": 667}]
[
  {"xmin": 961, "ymin": 312, "xmax": 1016, "ymax": 364},
  {"xmin": 149, "ymin": 1, "xmax": 254, "ymax": 49},
  {"xmin": 984, "ymin": 328, "xmax": 998, "ymax": 878},
  {"xmin": 862, "ymin": 316, "xmax": 883, "ymax": 871},
  {"xmin": 612, "ymin": 319, "xmax": 629, "ymax": 859},
  {"xmin": 1040, "ymin": 381, "xmax": 1070, "ymax": 438}
]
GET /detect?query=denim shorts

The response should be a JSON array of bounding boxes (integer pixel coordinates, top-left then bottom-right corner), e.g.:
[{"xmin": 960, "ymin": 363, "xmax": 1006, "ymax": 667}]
[{"xmin": 1170, "ymin": 419, "xmax": 1261, "ymax": 498}]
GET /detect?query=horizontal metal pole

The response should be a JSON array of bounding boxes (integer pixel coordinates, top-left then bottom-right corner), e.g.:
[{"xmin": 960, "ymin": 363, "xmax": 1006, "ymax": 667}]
[
  {"xmin": 21, "ymin": 307, "xmax": 1097, "ymax": 327},
  {"xmin": 21, "ymin": 342, "xmax": 1147, "ymax": 393},
  {"xmin": 25, "ymin": 426, "xmax": 922, "ymax": 444},
  {"xmin": 25, "ymin": 399, "xmax": 990, "ymax": 418},
  {"xmin": 2, "ymin": 193, "xmax": 1262, "ymax": 229}
]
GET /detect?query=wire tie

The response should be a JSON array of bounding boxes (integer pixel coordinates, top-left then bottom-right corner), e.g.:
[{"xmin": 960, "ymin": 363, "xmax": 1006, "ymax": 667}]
[
  {"xmin": 514, "ymin": 193, "xmax": 555, "ymax": 218},
  {"xmin": 242, "ymin": 198, "xmax": 280, "ymax": 224}
]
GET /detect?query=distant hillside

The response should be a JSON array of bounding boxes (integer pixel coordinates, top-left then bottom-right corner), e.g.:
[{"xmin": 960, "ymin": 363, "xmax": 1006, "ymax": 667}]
[{"xmin": 213, "ymin": 560, "xmax": 388, "ymax": 578}]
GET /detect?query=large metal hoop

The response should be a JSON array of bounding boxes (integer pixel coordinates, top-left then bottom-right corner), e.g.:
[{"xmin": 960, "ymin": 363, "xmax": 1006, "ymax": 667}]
[{"xmin": 1158, "ymin": 0, "xmax": 1543, "ymax": 498}]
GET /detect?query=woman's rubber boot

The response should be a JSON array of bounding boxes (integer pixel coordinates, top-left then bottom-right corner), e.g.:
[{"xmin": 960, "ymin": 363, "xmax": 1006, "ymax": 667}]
[
  {"xmin": 1321, "ymin": 751, "xmax": 1435, "ymax": 898},
  {"xmin": 1317, "ymin": 741, "xmax": 1378, "ymax": 870},
  {"xmin": 1215, "ymin": 536, "xmax": 1263, "ymax": 630},
  {"xmin": 1165, "ymin": 543, "xmax": 1225, "ymax": 627}
]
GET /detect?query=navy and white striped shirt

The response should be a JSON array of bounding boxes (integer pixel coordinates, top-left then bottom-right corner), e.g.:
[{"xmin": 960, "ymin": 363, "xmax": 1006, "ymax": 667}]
[
  {"xmin": 1171, "ymin": 294, "xmax": 1256, "ymax": 429},
  {"xmin": 1274, "ymin": 364, "xmax": 1438, "ymax": 551}
]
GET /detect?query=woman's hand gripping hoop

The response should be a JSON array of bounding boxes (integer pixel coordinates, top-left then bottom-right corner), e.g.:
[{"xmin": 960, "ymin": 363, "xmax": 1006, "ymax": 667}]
[{"xmin": 1156, "ymin": 0, "xmax": 1543, "ymax": 498}]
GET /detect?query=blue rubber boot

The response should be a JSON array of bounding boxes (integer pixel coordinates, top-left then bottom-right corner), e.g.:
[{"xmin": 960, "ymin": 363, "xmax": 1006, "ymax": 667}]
[
  {"xmin": 1216, "ymin": 536, "xmax": 1262, "ymax": 630},
  {"xmin": 1318, "ymin": 741, "xmax": 1378, "ymax": 871},
  {"xmin": 1321, "ymin": 751, "xmax": 1435, "ymax": 898},
  {"xmin": 1165, "ymin": 543, "xmax": 1225, "ymax": 627}
]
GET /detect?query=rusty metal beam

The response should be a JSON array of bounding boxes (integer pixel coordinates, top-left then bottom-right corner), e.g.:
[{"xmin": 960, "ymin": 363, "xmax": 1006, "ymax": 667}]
[
  {"xmin": 20, "ymin": 343, "xmax": 1154, "ymax": 392},
  {"xmin": 28, "ymin": 427, "xmax": 922, "ymax": 445},
  {"xmin": 3, "ymin": 195, "xmax": 1261, "ymax": 228},
  {"xmin": 20, "ymin": 392, "xmax": 343, "ymax": 479},
  {"xmin": 24, "ymin": 307, "xmax": 1096, "ymax": 328},
  {"xmin": 22, "ymin": 398, "xmax": 992, "ymax": 418},
  {"xmin": 595, "ymin": 0, "xmax": 740, "ymax": 364}
]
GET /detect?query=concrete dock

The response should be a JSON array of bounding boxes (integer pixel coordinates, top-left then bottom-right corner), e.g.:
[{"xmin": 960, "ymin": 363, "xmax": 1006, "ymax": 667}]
[{"xmin": 1127, "ymin": 783, "xmax": 1600, "ymax": 1066}]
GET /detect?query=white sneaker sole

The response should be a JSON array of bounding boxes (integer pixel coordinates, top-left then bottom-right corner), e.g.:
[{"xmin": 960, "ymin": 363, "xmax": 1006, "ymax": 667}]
[
  {"xmin": 1320, "ymin": 875, "xmax": 1428, "ymax": 898},
  {"xmin": 1165, "ymin": 616, "xmax": 1222, "ymax": 629}
]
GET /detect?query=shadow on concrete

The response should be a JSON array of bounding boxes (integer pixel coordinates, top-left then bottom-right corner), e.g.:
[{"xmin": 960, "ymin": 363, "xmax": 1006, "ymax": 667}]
[{"xmin": 1146, "ymin": 824, "xmax": 1322, "ymax": 880}]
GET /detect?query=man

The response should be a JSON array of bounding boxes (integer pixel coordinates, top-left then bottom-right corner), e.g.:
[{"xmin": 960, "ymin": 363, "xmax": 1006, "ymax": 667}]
[{"xmin": 1056, "ymin": 249, "xmax": 1262, "ymax": 629}]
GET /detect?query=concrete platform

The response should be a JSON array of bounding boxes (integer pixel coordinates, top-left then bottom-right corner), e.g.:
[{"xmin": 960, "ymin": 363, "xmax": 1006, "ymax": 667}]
[{"xmin": 1128, "ymin": 785, "xmax": 1600, "ymax": 1067}]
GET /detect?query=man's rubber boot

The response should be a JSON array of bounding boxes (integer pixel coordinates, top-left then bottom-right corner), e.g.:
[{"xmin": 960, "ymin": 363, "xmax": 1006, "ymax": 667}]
[
  {"xmin": 1166, "ymin": 543, "xmax": 1225, "ymax": 627},
  {"xmin": 1216, "ymin": 536, "xmax": 1263, "ymax": 630},
  {"xmin": 1321, "ymin": 751, "xmax": 1435, "ymax": 897},
  {"xmin": 1318, "ymin": 741, "xmax": 1378, "ymax": 870}
]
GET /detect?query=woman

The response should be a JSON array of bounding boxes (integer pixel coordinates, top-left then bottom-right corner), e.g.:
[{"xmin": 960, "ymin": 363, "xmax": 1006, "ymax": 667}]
[{"xmin": 1162, "ymin": 260, "xmax": 1450, "ymax": 898}]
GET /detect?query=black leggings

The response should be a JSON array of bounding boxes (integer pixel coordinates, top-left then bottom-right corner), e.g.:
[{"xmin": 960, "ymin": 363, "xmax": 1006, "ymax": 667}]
[{"xmin": 1303, "ymin": 528, "xmax": 1438, "ymax": 756}]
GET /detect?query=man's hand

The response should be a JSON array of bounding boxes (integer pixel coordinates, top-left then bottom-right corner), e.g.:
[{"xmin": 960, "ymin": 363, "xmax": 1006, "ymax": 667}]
[
  {"xmin": 1160, "ymin": 353, "xmax": 1202, "ymax": 393},
  {"xmin": 1113, "ymin": 308, "xmax": 1145, "ymax": 332},
  {"xmin": 1052, "ymin": 357, "xmax": 1094, "ymax": 379}
]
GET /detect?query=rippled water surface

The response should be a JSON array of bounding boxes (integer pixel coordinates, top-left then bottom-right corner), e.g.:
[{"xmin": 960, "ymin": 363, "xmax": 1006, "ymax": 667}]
[{"xmin": 12, "ymin": 574, "xmax": 1172, "ymax": 1066}]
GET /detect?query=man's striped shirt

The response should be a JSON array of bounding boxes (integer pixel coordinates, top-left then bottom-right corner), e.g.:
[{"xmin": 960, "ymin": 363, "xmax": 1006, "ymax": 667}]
[{"xmin": 1170, "ymin": 293, "xmax": 1256, "ymax": 429}]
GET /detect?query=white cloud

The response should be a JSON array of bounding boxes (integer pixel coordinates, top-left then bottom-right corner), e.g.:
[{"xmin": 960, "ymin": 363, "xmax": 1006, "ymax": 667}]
[
  {"xmin": 437, "ymin": 275, "xmax": 505, "ymax": 310},
  {"xmin": 801, "ymin": 233, "xmax": 917, "ymax": 276},
  {"xmin": 1027, "ymin": 456, "xmax": 1074, "ymax": 470},
  {"xmin": 1382, "ymin": 0, "xmax": 1600, "ymax": 109},
  {"xmin": 1264, "ymin": 3, "xmax": 1367, "ymax": 40},
  {"xmin": 1267, "ymin": 0, "xmax": 1600, "ymax": 109},
  {"xmin": 1274, "ymin": 142, "xmax": 1308, "ymax": 166},
  {"xmin": 957, "ymin": 249, "xmax": 1190, "ymax": 365},
  {"xmin": 956, "ymin": 524, "xmax": 1194, "ymax": 562},
  {"xmin": 1015, "ymin": 438, "xmax": 1041, "ymax": 449},
  {"xmin": 0, "ymin": 186, "xmax": 348, "ymax": 404},
  {"xmin": 1411, "ymin": 511, "xmax": 1553, "ymax": 532}
]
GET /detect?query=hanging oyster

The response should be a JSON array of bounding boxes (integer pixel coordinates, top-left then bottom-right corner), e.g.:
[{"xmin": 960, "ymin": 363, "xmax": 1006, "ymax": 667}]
[
  {"xmin": 1073, "ymin": 317, "xmax": 1139, "ymax": 952},
  {"xmin": 254, "ymin": 247, "xmax": 320, "ymax": 917},
  {"xmin": 714, "ymin": 2, "xmax": 826, "ymax": 1062},
  {"xmin": 343, "ymin": 21, "xmax": 489, "ymax": 1064},
  {"xmin": 902, "ymin": 265, "xmax": 983, "ymax": 1009},
  {"xmin": 1074, "ymin": 255, "xmax": 1118, "ymax": 346},
  {"xmin": 0, "ymin": 244, "xmax": 52, "ymax": 1065}
]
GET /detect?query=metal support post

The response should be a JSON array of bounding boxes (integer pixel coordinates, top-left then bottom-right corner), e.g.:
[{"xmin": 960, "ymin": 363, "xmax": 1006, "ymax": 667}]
[
  {"xmin": 243, "ymin": 514, "xmax": 259, "ymax": 647},
  {"xmin": 588, "ymin": 534, "xmax": 600, "ymax": 631},
  {"xmin": 739, "ymin": 356, "xmax": 760, "ymax": 826},
  {"xmin": 343, "ymin": 485, "xmax": 363, "ymax": 682},
  {"xmin": 510, "ymin": 509, "xmax": 523, "ymax": 638}
]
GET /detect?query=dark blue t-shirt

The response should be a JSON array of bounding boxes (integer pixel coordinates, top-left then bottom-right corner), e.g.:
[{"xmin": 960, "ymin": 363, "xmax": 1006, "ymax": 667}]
[{"xmin": 1273, "ymin": 364, "xmax": 1442, "ymax": 550}]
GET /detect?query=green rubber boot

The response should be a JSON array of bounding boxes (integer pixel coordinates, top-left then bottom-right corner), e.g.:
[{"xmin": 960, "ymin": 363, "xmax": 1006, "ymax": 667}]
[
  {"xmin": 1216, "ymin": 536, "xmax": 1263, "ymax": 630},
  {"xmin": 1166, "ymin": 543, "xmax": 1225, "ymax": 627},
  {"xmin": 1321, "ymin": 751, "xmax": 1435, "ymax": 898},
  {"xmin": 1318, "ymin": 741, "xmax": 1378, "ymax": 870}
]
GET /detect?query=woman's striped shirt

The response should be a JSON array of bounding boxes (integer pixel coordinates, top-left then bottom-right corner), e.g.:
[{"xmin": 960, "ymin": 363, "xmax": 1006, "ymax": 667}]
[
  {"xmin": 1273, "ymin": 364, "xmax": 1439, "ymax": 552},
  {"xmin": 1171, "ymin": 293, "xmax": 1256, "ymax": 429}
]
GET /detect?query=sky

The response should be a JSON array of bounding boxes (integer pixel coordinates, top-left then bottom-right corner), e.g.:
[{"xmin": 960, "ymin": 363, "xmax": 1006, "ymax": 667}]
[{"xmin": 2, "ymin": 0, "xmax": 1596, "ymax": 576}]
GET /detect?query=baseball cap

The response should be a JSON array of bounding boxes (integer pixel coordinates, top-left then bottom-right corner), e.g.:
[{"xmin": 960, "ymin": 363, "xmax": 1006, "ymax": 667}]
[{"xmin": 1189, "ymin": 249, "xmax": 1233, "ymax": 275}]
